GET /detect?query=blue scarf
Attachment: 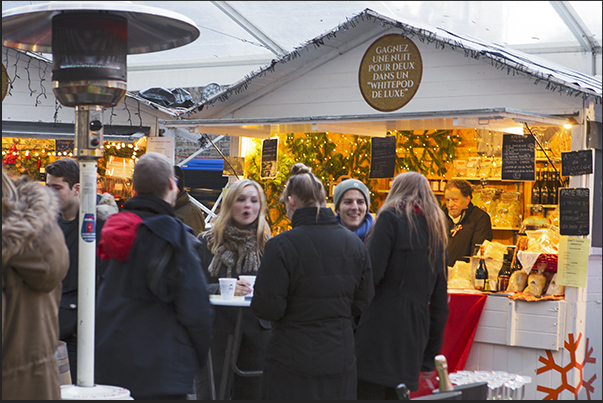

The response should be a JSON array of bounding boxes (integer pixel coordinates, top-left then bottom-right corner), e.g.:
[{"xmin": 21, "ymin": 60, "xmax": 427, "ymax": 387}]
[{"xmin": 336, "ymin": 213, "xmax": 375, "ymax": 241}]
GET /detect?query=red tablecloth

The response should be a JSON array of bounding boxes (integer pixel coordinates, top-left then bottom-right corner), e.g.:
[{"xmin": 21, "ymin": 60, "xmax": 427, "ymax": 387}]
[{"xmin": 410, "ymin": 292, "xmax": 488, "ymax": 398}]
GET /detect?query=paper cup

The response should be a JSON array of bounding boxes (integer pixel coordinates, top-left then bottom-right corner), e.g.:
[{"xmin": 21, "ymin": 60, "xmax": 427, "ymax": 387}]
[
  {"xmin": 239, "ymin": 275, "xmax": 257, "ymax": 296},
  {"xmin": 219, "ymin": 278, "xmax": 237, "ymax": 300}
]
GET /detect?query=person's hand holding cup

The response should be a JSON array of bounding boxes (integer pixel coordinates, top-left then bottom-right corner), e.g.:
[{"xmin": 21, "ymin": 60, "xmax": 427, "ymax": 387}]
[{"xmin": 238, "ymin": 275, "xmax": 256, "ymax": 296}]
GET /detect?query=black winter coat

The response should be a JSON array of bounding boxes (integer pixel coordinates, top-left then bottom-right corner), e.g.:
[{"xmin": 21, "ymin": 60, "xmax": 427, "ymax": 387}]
[
  {"xmin": 194, "ymin": 233, "xmax": 270, "ymax": 400},
  {"xmin": 58, "ymin": 193, "xmax": 118, "ymax": 340},
  {"xmin": 444, "ymin": 202, "xmax": 493, "ymax": 266},
  {"xmin": 95, "ymin": 195, "xmax": 213, "ymax": 399},
  {"xmin": 355, "ymin": 208, "xmax": 449, "ymax": 392},
  {"xmin": 252, "ymin": 207, "xmax": 374, "ymax": 399}
]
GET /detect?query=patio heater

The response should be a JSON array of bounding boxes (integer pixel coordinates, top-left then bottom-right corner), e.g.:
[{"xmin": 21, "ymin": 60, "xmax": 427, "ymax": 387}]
[{"xmin": 2, "ymin": 2, "xmax": 199, "ymax": 399}]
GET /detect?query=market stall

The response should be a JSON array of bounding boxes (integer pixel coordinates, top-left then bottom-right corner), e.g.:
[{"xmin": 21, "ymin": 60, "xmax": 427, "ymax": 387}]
[{"xmin": 161, "ymin": 9, "xmax": 601, "ymax": 399}]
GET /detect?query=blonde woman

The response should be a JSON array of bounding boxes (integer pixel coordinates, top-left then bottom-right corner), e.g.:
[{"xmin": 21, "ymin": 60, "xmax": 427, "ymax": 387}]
[
  {"xmin": 252, "ymin": 163, "xmax": 374, "ymax": 400},
  {"xmin": 355, "ymin": 171, "xmax": 449, "ymax": 399},
  {"xmin": 194, "ymin": 179, "xmax": 271, "ymax": 400}
]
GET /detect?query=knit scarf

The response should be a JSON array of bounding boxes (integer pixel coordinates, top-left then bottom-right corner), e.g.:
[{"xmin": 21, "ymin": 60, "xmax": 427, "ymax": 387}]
[
  {"xmin": 207, "ymin": 224, "xmax": 260, "ymax": 278},
  {"xmin": 399, "ymin": 199, "xmax": 424, "ymax": 215}
]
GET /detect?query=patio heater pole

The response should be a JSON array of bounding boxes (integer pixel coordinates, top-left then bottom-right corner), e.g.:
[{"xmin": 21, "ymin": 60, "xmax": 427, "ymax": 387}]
[
  {"xmin": 2, "ymin": 2, "xmax": 200, "ymax": 399},
  {"xmin": 74, "ymin": 105, "xmax": 105, "ymax": 387}
]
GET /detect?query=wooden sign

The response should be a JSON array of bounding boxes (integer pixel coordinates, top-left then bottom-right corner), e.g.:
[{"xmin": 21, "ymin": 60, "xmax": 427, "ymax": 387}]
[
  {"xmin": 359, "ymin": 34, "xmax": 423, "ymax": 112},
  {"xmin": 369, "ymin": 136, "xmax": 396, "ymax": 179},
  {"xmin": 559, "ymin": 188, "xmax": 590, "ymax": 236},
  {"xmin": 501, "ymin": 134, "xmax": 535, "ymax": 181},
  {"xmin": 261, "ymin": 138, "xmax": 278, "ymax": 179},
  {"xmin": 561, "ymin": 149, "xmax": 593, "ymax": 176}
]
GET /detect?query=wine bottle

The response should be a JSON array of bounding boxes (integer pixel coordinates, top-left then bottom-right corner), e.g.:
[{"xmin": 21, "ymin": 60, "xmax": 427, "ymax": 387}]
[
  {"xmin": 531, "ymin": 168, "xmax": 541, "ymax": 205},
  {"xmin": 396, "ymin": 383, "xmax": 410, "ymax": 400},
  {"xmin": 540, "ymin": 164, "xmax": 551, "ymax": 205},
  {"xmin": 498, "ymin": 251, "xmax": 512, "ymax": 292},
  {"xmin": 475, "ymin": 245, "xmax": 489, "ymax": 291},
  {"xmin": 434, "ymin": 355, "xmax": 454, "ymax": 392},
  {"xmin": 549, "ymin": 166, "xmax": 558, "ymax": 205}
]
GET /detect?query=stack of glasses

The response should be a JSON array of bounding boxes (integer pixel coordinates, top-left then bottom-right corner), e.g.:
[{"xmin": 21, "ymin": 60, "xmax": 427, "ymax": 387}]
[{"xmin": 448, "ymin": 370, "xmax": 532, "ymax": 400}]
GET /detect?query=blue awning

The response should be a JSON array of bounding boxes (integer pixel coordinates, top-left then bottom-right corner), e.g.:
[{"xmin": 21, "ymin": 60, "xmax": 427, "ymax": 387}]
[{"xmin": 181, "ymin": 158, "xmax": 224, "ymax": 171}]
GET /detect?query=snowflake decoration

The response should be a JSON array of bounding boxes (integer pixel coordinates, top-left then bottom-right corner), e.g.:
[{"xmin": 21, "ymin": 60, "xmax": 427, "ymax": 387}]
[{"xmin": 537, "ymin": 333, "xmax": 597, "ymax": 399}]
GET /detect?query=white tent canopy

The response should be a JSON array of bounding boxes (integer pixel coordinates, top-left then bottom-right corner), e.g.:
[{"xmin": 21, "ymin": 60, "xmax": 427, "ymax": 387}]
[{"xmin": 3, "ymin": 1, "xmax": 601, "ymax": 92}]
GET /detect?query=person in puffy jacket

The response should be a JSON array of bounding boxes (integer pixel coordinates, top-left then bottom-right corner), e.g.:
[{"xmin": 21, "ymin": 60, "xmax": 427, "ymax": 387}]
[
  {"xmin": 2, "ymin": 167, "xmax": 69, "ymax": 400},
  {"xmin": 251, "ymin": 163, "xmax": 374, "ymax": 400},
  {"xmin": 355, "ymin": 171, "xmax": 449, "ymax": 399},
  {"xmin": 95, "ymin": 152, "xmax": 213, "ymax": 400}
]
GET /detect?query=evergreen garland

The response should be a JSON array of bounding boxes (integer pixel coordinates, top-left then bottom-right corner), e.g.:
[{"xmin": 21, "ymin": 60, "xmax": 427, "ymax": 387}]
[{"xmin": 246, "ymin": 130, "xmax": 459, "ymax": 234}]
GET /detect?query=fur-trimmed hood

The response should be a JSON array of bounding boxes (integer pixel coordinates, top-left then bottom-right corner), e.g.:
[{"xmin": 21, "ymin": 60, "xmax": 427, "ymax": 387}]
[
  {"xmin": 2, "ymin": 176, "xmax": 60, "ymax": 266},
  {"xmin": 97, "ymin": 192, "xmax": 119, "ymax": 222}
]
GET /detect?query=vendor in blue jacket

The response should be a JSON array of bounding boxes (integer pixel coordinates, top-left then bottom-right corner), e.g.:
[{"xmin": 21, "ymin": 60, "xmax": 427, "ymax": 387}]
[{"xmin": 443, "ymin": 179, "xmax": 493, "ymax": 266}]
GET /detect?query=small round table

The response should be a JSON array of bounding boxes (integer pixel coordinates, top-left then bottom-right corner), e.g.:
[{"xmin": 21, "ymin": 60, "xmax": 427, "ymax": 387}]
[{"xmin": 208, "ymin": 295, "xmax": 262, "ymax": 400}]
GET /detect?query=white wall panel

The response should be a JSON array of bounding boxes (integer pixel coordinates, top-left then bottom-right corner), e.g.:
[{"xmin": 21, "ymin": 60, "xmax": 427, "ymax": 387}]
[{"xmin": 228, "ymin": 30, "xmax": 586, "ymax": 120}]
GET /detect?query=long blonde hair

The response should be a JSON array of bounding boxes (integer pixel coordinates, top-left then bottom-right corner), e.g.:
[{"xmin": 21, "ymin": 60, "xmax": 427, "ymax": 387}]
[
  {"xmin": 205, "ymin": 179, "xmax": 270, "ymax": 254},
  {"xmin": 379, "ymin": 171, "xmax": 448, "ymax": 271}
]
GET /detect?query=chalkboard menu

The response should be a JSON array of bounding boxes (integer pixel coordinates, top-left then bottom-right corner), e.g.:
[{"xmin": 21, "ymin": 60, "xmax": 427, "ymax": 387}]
[
  {"xmin": 501, "ymin": 134, "xmax": 535, "ymax": 181},
  {"xmin": 369, "ymin": 136, "xmax": 396, "ymax": 178},
  {"xmin": 559, "ymin": 188, "xmax": 590, "ymax": 236},
  {"xmin": 56, "ymin": 139, "xmax": 74, "ymax": 155},
  {"xmin": 561, "ymin": 149, "xmax": 593, "ymax": 176},
  {"xmin": 261, "ymin": 138, "xmax": 278, "ymax": 178}
]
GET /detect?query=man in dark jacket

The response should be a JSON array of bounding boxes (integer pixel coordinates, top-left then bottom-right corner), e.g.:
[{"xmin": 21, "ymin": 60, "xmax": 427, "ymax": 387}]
[
  {"xmin": 46, "ymin": 158, "xmax": 119, "ymax": 383},
  {"xmin": 95, "ymin": 152, "xmax": 213, "ymax": 400},
  {"xmin": 443, "ymin": 179, "xmax": 493, "ymax": 266}
]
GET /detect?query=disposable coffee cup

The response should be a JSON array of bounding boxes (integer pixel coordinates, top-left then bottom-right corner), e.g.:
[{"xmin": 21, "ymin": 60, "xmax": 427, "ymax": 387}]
[
  {"xmin": 219, "ymin": 278, "xmax": 237, "ymax": 300},
  {"xmin": 239, "ymin": 275, "xmax": 257, "ymax": 296}
]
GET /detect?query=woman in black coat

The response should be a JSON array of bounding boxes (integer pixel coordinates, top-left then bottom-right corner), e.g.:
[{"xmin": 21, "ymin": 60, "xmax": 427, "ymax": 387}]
[
  {"xmin": 194, "ymin": 179, "xmax": 272, "ymax": 400},
  {"xmin": 355, "ymin": 171, "xmax": 449, "ymax": 399},
  {"xmin": 251, "ymin": 163, "xmax": 374, "ymax": 400}
]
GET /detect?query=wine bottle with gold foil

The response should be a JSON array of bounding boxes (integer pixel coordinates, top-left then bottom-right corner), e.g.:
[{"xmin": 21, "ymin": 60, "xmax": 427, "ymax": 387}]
[{"xmin": 434, "ymin": 355, "xmax": 454, "ymax": 392}]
